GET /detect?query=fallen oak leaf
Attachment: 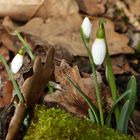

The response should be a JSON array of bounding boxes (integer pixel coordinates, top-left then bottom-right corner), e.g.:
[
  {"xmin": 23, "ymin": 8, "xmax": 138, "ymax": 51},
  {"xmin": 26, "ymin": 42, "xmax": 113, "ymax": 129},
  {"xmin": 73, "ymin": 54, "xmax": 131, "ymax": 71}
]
[
  {"xmin": 5, "ymin": 47, "xmax": 55, "ymax": 140},
  {"xmin": 44, "ymin": 60, "xmax": 110, "ymax": 117}
]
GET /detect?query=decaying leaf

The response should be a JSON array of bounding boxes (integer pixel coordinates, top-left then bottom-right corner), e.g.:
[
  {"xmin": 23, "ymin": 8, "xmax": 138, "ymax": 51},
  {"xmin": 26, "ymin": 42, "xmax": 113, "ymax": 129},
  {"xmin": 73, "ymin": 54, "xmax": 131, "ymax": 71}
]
[
  {"xmin": 7, "ymin": 15, "xmax": 133, "ymax": 56},
  {"xmin": 0, "ymin": 81, "xmax": 13, "ymax": 108},
  {"xmin": 0, "ymin": 0, "xmax": 79, "ymax": 21},
  {"xmin": 36, "ymin": 0, "xmax": 79, "ymax": 19},
  {"xmin": 111, "ymin": 55, "xmax": 131, "ymax": 75},
  {"xmin": 116, "ymin": 0, "xmax": 140, "ymax": 30},
  {"xmin": 76, "ymin": 0, "xmax": 105, "ymax": 16},
  {"xmin": 14, "ymin": 14, "xmax": 86, "ymax": 56},
  {"xmin": 44, "ymin": 59, "xmax": 110, "ymax": 117},
  {"xmin": 0, "ymin": 45, "xmax": 9, "ymax": 61},
  {"xmin": 127, "ymin": 0, "xmax": 140, "ymax": 17},
  {"xmin": 0, "ymin": 27, "xmax": 19, "ymax": 53},
  {"xmin": 6, "ymin": 47, "xmax": 55, "ymax": 140}
]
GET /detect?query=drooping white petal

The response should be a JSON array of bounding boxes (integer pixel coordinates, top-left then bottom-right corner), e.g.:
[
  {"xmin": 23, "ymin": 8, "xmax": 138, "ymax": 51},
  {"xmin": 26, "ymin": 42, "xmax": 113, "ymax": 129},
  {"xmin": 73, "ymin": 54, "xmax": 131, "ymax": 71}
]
[
  {"xmin": 11, "ymin": 54, "xmax": 23, "ymax": 74},
  {"xmin": 81, "ymin": 17, "xmax": 92, "ymax": 38},
  {"xmin": 91, "ymin": 38, "xmax": 106, "ymax": 65}
]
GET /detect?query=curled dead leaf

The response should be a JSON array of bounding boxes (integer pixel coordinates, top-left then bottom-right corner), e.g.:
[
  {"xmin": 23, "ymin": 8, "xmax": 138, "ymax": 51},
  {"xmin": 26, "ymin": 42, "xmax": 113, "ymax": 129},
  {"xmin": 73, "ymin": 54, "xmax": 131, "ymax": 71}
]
[
  {"xmin": 44, "ymin": 60, "xmax": 110, "ymax": 117},
  {"xmin": 6, "ymin": 47, "xmax": 55, "ymax": 140}
]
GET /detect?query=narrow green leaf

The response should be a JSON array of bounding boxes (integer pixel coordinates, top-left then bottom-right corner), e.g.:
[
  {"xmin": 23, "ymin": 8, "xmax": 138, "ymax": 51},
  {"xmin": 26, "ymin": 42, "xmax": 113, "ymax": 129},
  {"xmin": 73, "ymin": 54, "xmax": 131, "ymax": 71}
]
[
  {"xmin": 88, "ymin": 108, "xmax": 96, "ymax": 123},
  {"xmin": 67, "ymin": 76, "xmax": 100, "ymax": 124},
  {"xmin": 15, "ymin": 31, "xmax": 35, "ymax": 61},
  {"xmin": 117, "ymin": 76, "xmax": 137, "ymax": 133},
  {"xmin": 117, "ymin": 100, "xmax": 130, "ymax": 133},
  {"xmin": 106, "ymin": 89, "xmax": 131, "ymax": 126},
  {"xmin": 0, "ymin": 55, "xmax": 25, "ymax": 102},
  {"xmin": 104, "ymin": 27, "xmax": 120, "ymax": 123},
  {"xmin": 126, "ymin": 76, "xmax": 137, "ymax": 115}
]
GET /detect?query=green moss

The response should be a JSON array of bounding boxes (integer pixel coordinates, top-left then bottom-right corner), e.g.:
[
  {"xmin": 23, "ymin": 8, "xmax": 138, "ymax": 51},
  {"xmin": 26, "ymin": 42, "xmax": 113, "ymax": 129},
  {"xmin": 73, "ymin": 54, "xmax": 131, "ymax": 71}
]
[{"xmin": 24, "ymin": 105, "xmax": 135, "ymax": 140}]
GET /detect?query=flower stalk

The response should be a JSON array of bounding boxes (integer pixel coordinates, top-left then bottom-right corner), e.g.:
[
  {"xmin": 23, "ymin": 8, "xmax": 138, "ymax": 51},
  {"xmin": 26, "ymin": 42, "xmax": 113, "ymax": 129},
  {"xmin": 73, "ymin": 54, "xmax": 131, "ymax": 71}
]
[
  {"xmin": 80, "ymin": 26, "xmax": 104, "ymax": 126},
  {"xmin": 0, "ymin": 55, "xmax": 25, "ymax": 102},
  {"xmin": 99, "ymin": 20, "xmax": 120, "ymax": 123},
  {"xmin": 15, "ymin": 31, "xmax": 35, "ymax": 61}
]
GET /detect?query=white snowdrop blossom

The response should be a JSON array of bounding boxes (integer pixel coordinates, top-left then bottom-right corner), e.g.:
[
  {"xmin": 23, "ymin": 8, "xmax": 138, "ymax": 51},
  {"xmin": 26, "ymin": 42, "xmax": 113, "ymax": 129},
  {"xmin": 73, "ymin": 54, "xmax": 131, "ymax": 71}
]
[
  {"xmin": 91, "ymin": 38, "xmax": 106, "ymax": 65},
  {"xmin": 81, "ymin": 17, "xmax": 92, "ymax": 39},
  {"xmin": 11, "ymin": 54, "xmax": 23, "ymax": 74}
]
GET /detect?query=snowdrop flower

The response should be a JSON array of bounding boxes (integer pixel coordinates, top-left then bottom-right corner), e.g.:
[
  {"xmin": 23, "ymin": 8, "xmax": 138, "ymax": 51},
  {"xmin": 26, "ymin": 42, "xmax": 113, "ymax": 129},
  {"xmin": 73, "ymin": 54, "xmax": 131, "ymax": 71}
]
[
  {"xmin": 91, "ymin": 24, "xmax": 106, "ymax": 65},
  {"xmin": 11, "ymin": 48, "xmax": 24, "ymax": 74},
  {"xmin": 81, "ymin": 17, "xmax": 92, "ymax": 39}
]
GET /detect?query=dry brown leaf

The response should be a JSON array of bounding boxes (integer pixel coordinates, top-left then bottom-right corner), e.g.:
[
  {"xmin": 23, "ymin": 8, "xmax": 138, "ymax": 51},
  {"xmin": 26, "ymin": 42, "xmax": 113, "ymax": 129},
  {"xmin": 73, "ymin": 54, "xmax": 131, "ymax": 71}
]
[
  {"xmin": 116, "ymin": 0, "xmax": 140, "ymax": 30},
  {"xmin": 8, "ymin": 16, "xmax": 133, "ymax": 57},
  {"xmin": 0, "ymin": 81, "xmax": 13, "ymax": 108},
  {"xmin": 0, "ymin": 0, "xmax": 45, "ymax": 21},
  {"xmin": 3, "ymin": 13, "xmax": 134, "ymax": 57},
  {"xmin": 0, "ymin": 45, "xmax": 9, "ymax": 61},
  {"xmin": 76, "ymin": 0, "xmax": 105, "ymax": 15},
  {"xmin": 0, "ymin": 0, "xmax": 78, "ymax": 21},
  {"xmin": 15, "ymin": 14, "xmax": 86, "ymax": 56},
  {"xmin": 111, "ymin": 55, "xmax": 131, "ymax": 75},
  {"xmin": 36, "ymin": 0, "xmax": 79, "ymax": 19},
  {"xmin": 44, "ymin": 60, "xmax": 110, "ymax": 117},
  {"xmin": 127, "ymin": 0, "xmax": 140, "ymax": 17},
  {"xmin": 6, "ymin": 47, "xmax": 55, "ymax": 140},
  {"xmin": 0, "ymin": 27, "xmax": 19, "ymax": 53},
  {"xmin": 21, "ymin": 48, "xmax": 55, "ymax": 105}
]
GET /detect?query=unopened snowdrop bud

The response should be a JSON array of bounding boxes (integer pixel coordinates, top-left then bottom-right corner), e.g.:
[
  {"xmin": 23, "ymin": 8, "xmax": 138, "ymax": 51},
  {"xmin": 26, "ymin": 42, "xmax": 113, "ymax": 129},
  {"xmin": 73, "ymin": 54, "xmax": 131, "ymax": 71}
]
[
  {"xmin": 81, "ymin": 17, "xmax": 92, "ymax": 39},
  {"xmin": 91, "ymin": 23, "xmax": 106, "ymax": 65},
  {"xmin": 11, "ymin": 48, "xmax": 24, "ymax": 74}
]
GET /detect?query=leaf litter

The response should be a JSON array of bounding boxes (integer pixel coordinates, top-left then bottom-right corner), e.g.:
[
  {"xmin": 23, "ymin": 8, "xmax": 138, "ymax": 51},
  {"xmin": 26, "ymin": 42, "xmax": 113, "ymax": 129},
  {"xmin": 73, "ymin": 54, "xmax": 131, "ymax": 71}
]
[{"xmin": 0, "ymin": 0, "xmax": 140, "ymax": 139}]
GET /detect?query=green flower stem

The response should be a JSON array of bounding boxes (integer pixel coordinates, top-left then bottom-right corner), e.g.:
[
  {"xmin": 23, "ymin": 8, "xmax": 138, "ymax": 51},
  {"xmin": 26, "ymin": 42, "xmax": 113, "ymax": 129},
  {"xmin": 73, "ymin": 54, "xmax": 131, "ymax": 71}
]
[
  {"xmin": 99, "ymin": 21, "xmax": 120, "ymax": 123},
  {"xmin": 80, "ymin": 29, "xmax": 104, "ymax": 126},
  {"xmin": 0, "ymin": 55, "xmax": 25, "ymax": 102},
  {"xmin": 15, "ymin": 31, "xmax": 35, "ymax": 61}
]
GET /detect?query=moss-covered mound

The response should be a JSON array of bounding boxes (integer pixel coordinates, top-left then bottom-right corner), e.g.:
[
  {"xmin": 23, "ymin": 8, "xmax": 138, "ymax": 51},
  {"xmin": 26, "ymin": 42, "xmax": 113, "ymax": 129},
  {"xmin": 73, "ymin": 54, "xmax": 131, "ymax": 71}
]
[{"xmin": 24, "ymin": 105, "xmax": 135, "ymax": 140}]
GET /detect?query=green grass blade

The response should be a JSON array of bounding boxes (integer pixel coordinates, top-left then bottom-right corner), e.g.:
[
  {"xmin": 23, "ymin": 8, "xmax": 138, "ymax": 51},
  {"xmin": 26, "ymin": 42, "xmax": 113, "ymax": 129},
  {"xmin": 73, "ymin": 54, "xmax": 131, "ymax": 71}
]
[
  {"xmin": 88, "ymin": 108, "xmax": 96, "ymax": 123},
  {"xmin": 15, "ymin": 31, "xmax": 35, "ymax": 61},
  {"xmin": 67, "ymin": 76, "xmax": 100, "ymax": 124},
  {"xmin": 117, "ymin": 100, "xmax": 130, "ymax": 133},
  {"xmin": 126, "ymin": 76, "xmax": 137, "ymax": 115},
  {"xmin": 104, "ymin": 25, "xmax": 120, "ymax": 123},
  {"xmin": 117, "ymin": 76, "xmax": 137, "ymax": 134},
  {"xmin": 80, "ymin": 27, "xmax": 104, "ymax": 126},
  {"xmin": 106, "ymin": 89, "xmax": 131, "ymax": 126},
  {"xmin": 0, "ymin": 55, "xmax": 25, "ymax": 102}
]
